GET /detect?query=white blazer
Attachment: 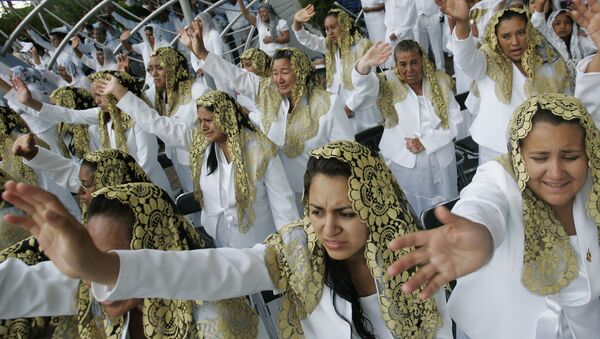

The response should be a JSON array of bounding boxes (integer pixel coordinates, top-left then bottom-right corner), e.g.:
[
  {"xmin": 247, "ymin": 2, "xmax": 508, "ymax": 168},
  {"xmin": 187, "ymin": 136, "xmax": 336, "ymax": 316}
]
[{"xmin": 450, "ymin": 161, "xmax": 600, "ymax": 339}]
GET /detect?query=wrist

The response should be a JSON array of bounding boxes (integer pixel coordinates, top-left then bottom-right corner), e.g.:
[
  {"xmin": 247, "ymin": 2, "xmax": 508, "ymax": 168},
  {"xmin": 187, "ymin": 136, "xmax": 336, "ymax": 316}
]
[{"xmin": 85, "ymin": 251, "xmax": 120, "ymax": 287}]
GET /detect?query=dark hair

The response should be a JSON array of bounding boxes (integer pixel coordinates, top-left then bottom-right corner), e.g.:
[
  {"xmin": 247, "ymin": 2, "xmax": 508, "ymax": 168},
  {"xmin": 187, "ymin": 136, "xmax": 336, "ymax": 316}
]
[
  {"xmin": 202, "ymin": 102, "xmax": 256, "ymax": 176},
  {"xmin": 394, "ymin": 39, "xmax": 423, "ymax": 62},
  {"xmin": 303, "ymin": 156, "xmax": 376, "ymax": 339},
  {"xmin": 87, "ymin": 195, "xmax": 135, "ymax": 243},
  {"xmin": 49, "ymin": 32, "xmax": 67, "ymax": 40},
  {"xmin": 495, "ymin": 9, "xmax": 528, "ymax": 36},
  {"xmin": 144, "ymin": 26, "xmax": 154, "ymax": 34},
  {"xmin": 516, "ymin": 107, "xmax": 582, "ymax": 149},
  {"xmin": 81, "ymin": 159, "xmax": 98, "ymax": 172}
]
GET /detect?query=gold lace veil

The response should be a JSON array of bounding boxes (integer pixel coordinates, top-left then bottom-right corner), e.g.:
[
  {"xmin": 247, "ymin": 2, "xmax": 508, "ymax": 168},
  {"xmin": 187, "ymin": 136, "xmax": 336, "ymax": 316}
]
[
  {"xmin": 324, "ymin": 9, "xmax": 372, "ymax": 91},
  {"xmin": 189, "ymin": 90, "xmax": 278, "ymax": 234},
  {"xmin": 264, "ymin": 141, "xmax": 442, "ymax": 337},
  {"xmin": 256, "ymin": 48, "xmax": 331, "ymax": 158},
  {"xmin": 51, "ymin": 86, "xmax": 94, "ymax": 159},
  {"xmin": 480, "ymin": 7, "xmax": 571, "ymax": 104},
  {"xmin": 497, "ymin": 93, "xmax": 600, "ymax": 295},
  {"xmin": 151, "ymin": 47, "xmax": 193, "ymax": 117},
  {"xmin": 88, "ymin": 71, "xmax": 137, "ymax": 152},
  {"xmin": 240, "ymin": 48, "xmax": 272, "ymax": 78},
  {"xmin": 376, "ymin": 40, "xmax": 451, "ymax": 129}
]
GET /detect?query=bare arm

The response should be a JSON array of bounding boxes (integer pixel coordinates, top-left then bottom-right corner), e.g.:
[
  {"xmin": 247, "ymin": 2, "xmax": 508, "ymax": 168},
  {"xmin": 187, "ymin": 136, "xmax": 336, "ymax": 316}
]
[{"xmin": 572, "ymin": 0, "xmax": 600, "ymax": 72}]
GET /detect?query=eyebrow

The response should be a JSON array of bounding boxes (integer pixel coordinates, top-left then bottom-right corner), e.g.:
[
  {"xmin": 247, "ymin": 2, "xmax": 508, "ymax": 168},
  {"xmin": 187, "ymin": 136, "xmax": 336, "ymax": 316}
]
[{"xmin": 308, "ymin": 203, "xmax": 354, "ymax": 212}]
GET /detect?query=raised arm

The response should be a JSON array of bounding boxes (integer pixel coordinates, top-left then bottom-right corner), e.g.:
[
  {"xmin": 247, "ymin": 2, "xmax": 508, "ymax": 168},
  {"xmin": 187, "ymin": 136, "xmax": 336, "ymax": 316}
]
[
  {"xmin": 180, "ymin": 22, "xmax": 261, "ymax": 100},
  {"xmin": 572, "ymin": 0, "xmax": 600, "ymax": 72},
  {"xmin": 96, "ymin": 75, "xmax": 193, "ymax": 149},
  {"xmin": 1, "ymin": 182, "xmax": 275, "ymax": 303},
  {"xmin": 118, "ymin": 30, "xmax": 135, "ymax": 54},
  {"xmin": 238, "ymin": 0, "xmax": 257, "ymax": 26},
  {"xmin": 265, "ymin": 155, "xmax": 300, "ymax": 230},
  {"xmin": 293, "ymin": 5, "xmax": 326, "ymax": 53},
  {"xmin": 13, "ymin": 134, "xmax": 80, "ymax": 193},
  {"xmin": 348, "ymin": 42, "xmax": 391, "ymax": 111}
]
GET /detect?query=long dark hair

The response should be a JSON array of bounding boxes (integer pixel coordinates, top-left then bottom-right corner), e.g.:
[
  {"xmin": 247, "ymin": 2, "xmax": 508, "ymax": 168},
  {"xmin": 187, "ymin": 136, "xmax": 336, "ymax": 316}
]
[
  {"xmin": 202, "ymin": 101, "xmax": 256, "ymax": 176},
  {"xmin": 303, "ymin": 156, "xmax": 376, "ymax": 339}
]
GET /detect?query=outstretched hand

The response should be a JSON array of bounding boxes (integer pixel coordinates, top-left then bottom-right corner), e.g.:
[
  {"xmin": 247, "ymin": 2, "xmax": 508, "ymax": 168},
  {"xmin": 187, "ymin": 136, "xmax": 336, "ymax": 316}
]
[
  {"xmin": 387, "ymin": 206, "xmax": 493, "ymax": 300},
  {"xmin": 294, "ymin": 4, "xmax": 316, "ymax": 24},
  {"xmin": 117, "ymin": 54, "xmax": 129, "ymax": 72},
  {"xmin": 437, "ymin": 0, "xmax": 470, "ymax": 22},
  {"xmin": 355, "ymin": 41, "xmax": 391, "ymax": 74},
  {"xmin": 571, "ymin": 0, "xmax": 600, "ymax": 49},
  {"xmin": 180, "ymin": 20, "xmax": 207, "ymax": 59},
  {"xmin": 11, "ymin": 77, "xmax": 42, "ymax": 111},
  {"xmin": 2, "ymin": 182, "xmax": 119, "ymax": 285},
  {"xmin": 94, "ymin": 75, "xmax": 127, "ymax": 100}
]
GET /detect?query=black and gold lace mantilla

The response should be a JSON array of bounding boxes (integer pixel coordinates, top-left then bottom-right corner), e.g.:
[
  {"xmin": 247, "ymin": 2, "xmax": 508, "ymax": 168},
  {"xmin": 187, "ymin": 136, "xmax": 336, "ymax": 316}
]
[{"xmin": 264, "ymin": 141, "xmax": 442, "ymax": 338}]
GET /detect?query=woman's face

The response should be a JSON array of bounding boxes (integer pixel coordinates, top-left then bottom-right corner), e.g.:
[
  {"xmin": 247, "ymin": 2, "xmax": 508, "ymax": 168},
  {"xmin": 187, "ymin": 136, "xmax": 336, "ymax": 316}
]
[
  {"xmin": 395, "ymin": 50, "xmax": 424, "ymax": 88},
  {"xmin": 144, "ymin": 29, "xmax": 155, "ymax": 47},
  {"xmin": 309, "ymin": 174, "xmax": 368, "ymax": 262},
  {"xmin": 78, "ymin": 164, "xmax": 96, "ymax": 207},
  {"xmin": 87, "ymin": 215, "xmax": 142, "ymax": 318},
  {"xmin": 272, "ymin": 58, "xmax": 296, "ymax": 98},
  {"xmin": 259, "ymin": 7, "xmax": 270, "ymax": 23},
  {"xmin": 147, "ymin": 56, "xmax": 167, "ymax": 90},
  {"xmin": 197, "ymin": 106, "xmax": 226, "ymax": 144},
  {"xmin": 95, "ymin": 50, "xmax": 105, "ymax": 66},
  {"xmin": 324, "ymin": 15, "xmax": 341, "ymax": 44},
  {"xmin": 552, "ymin": 12, "xmax": 574, "ymax": 40},
  {"xmin": 521, "ymin": 121, "xmax": 588, "ymax": 213},
  {"xmin": 241, "ymin": 59, "xmax": 257, "ymax": 74},
  {"xmin": 496, "ymin": 16, "xmax": 528, "ymax": 63}
]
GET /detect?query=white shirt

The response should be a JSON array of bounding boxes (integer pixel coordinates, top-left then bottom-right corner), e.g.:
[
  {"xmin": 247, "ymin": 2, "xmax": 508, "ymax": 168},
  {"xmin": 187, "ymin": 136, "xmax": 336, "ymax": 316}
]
[{"xmin": 256, "ymin": 18, "xmax": 289, "ymax": 56}]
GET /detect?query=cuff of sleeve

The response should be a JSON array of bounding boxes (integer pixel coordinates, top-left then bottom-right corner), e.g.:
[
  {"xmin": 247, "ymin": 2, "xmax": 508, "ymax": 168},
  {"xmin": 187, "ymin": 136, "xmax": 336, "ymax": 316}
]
[
  {"xmin": 116, "ymin": 91, "xmax": 136, "ymax": 112},
  {"xmin": 451, "ymin": 27, "xmax": 472, "ymax": 42},
  {"xmin": 91, "ymin": 250, "xmax": 128, "ymax": 302},
  {"xmin": 577, "ymin": 54, "xmax": 600, "ymax": 75},
  {"xmin": 452, "ymin": 202, "xmax": 504, "ymax": 251}
]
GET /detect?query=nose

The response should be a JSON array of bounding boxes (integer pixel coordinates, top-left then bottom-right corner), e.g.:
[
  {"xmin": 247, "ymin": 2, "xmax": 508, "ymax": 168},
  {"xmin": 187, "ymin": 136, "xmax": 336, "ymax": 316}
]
[
  {"xmin": 322, "ymin": 213, "xmax": 340, "ymax": 237},
  {"xmin": 547, "ymin": 158, "xmax": 565, "ymax": 179}
]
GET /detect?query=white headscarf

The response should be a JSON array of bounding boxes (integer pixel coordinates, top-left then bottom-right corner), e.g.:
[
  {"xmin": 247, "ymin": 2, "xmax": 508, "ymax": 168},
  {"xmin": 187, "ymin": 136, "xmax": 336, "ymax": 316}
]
[{"xmin": 546, "ymin": 9, "xmax": 586, "ymax": 61}]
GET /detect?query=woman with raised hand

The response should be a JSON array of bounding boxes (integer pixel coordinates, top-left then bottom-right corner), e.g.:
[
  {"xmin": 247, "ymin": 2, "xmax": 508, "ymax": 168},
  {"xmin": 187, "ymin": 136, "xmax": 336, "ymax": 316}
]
[
  {"xmin": 3, "ymin": 140, "xmax": 452, "ymax": 338},
  {"xmin": 441, "ymin": 0, "xmax": 572, "ymax": 164},
  {"xmin": 92, "ymin": 85, "xmax": 298, "ymax": 248},
  {"xmin": 238, "ymin": 0, "xmax": 290, "ymax": 57},
  {"xmin": 0, "ymin": 182, "xmax": 264, "ymax": 339},
  {"xmin": 388, "ymin": 93, "xmax": 600, "ymax": 338},
  {"xmin": 292, "ymin": 5, "xmax": 381, "ymax": 134},
  {"xmin": 10, "ymin": 70, "xmax": 172, "ymax": 197},
  {"xmin": 352, "ymin": 39, "xmax": 462, "ymax": 216},
  {"xmin": 180, "ymin": 20, "xmax": 354, "ymax": 207},
  {"xmin": 139, "ymin": 47, "xmax": 210, "ymax": 193}
]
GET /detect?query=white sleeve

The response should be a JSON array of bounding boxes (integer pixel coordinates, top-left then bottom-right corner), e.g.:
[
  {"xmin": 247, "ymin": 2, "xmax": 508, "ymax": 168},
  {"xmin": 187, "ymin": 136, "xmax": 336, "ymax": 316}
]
[
  {"xmin": 451, "ymin": 29, "xmax": 487, "ymax": 81},
  {"xmin": 112, "ymin": 12, "xmax": 138, "ymax": 30},
  {"xmin": 24, "ymin": 147, "xmax": 80, "ymax": 193},
  {"xmin": 0, "ymin": 259, "xmax": 78, "ymax": 318},
  {"xmin": 451, "ymin": 162, "xmax": 510, "ymax": 250},
  {"xmin": 131, "ymin": 124, "xmax": 160, "ymax": 174},
  {"xmin": 277, "ymin": 19, "xmax": 289, "ymax": 32},
  {"xmin": 116, "ymin": 91, "xmax": 192, "ymax": 149},
  {"xmin": 26, "ymin": 29, "xmax": 53, "ymax": 52},
  {"xmin": 348, "ymin": 66, "xmax": 379, "ymax": 111},
  {"xmin": 91, "ymin": 245, "xmax": 274, "ymax": 302},
  {"xmin": 264, "ymin": 156, "xmax": 300, "ymax": 230},
  {"xmin": 575, "ymin": 55, "xmax": 600, "ymax": 128},
  {"xmin": 132, "ymin": 42, "xmax": 144, "ymax": 55},
  {"xmin": 293, "ymin": 27, "xmax": 326, "ymax": 53},
  {"xmin": 202, "ymin": 52, "xmax": 260, "ymax": 101},
  {"xmin": 37, "ymin": 103, "xmax": 99, "ymax": 125},
  {"xmin": 530, "ymin": 11, "xmax": 551, "ymax": 40}
]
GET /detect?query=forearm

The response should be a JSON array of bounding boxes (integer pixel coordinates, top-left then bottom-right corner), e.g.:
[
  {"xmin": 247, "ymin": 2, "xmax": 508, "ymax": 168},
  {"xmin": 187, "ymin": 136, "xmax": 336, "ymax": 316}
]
[
  {"xmin": 91, "ymin": 245, "xmax": 274, "ymax": 302},
  {"xmin": 454, "ymin": 18, "xmax": 470, "ymax": 40}
]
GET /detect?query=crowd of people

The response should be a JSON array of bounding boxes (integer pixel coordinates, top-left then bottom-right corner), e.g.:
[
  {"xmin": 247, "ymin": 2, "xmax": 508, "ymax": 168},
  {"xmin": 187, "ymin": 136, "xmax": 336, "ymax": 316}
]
[{"xmin": 1, "ymin": 0, "xmax": 600, "ymax": 338}]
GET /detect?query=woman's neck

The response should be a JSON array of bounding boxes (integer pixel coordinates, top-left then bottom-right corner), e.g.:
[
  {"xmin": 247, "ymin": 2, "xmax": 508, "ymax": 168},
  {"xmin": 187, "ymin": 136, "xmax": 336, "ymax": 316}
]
[
  {"xmin": 552, "ymin": 199, "xmax": 577, "ymax": 236},
  {"xmin": 217, "ymin": 141, "xmax": 232, "ymax": 163},
  {"xmin": 408, "ymin": 82, "xmax": 423, "ymax": 96},
  {"xmin": 345, "ymin": 251, "xmax": 376, "ymax": 297}
]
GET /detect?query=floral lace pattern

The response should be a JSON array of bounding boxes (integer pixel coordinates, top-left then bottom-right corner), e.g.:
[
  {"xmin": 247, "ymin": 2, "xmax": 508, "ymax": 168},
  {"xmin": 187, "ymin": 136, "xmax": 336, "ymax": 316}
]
[
  {"xmin": 51, "ymin": 87, "xmax": 94, "ymax": 159},
  {"xmin": 151, "ymin": 47, "xmax": 192, "ymax": 117},
  {"xmin": 240, "ymin": 48, "xmax": 272, "ymax": 77}
]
